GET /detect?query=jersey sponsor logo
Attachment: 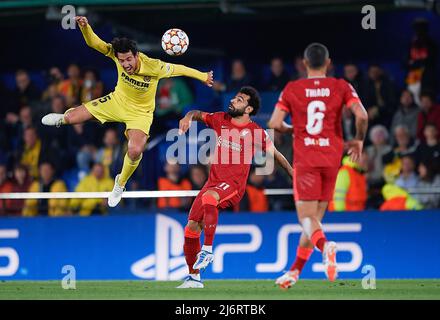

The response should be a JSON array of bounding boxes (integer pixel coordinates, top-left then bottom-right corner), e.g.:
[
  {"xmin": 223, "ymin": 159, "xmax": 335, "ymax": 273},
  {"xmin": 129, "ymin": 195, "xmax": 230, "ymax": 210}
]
[
  {"xmin": 304, "ymin": 137, "xmax": 330, "ymax": 147},
  {"xmin": 217, "ymin": 136, "xmax": 242, "ymax": 152},
  {"xmin": 305, "ymin": 88, "xmax": 330, "ymax": 98},
  {"xmin": 121, "ymin": 72, "xmax": 150, "ymax": 88}
]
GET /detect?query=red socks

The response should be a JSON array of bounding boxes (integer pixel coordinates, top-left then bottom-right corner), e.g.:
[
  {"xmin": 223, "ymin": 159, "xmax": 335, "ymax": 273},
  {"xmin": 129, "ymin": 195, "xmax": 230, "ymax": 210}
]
[
  {"xmin": 290, "ymin": 246, "xmax": 314, "ymax": 273},
  {"xmin": 183, "ymin": 226, "xmax": 201, "ymax": 274},
  {"xmin": 311, "ymin": 229, "xmax": 327, "ymax": 252},
  {"xmin": 202, "ymin": 194, "xmax": 219, "ymax": 246},
  {"xmin": 202, "ymin": 204, "xmax": 218, "ymax": 246}
]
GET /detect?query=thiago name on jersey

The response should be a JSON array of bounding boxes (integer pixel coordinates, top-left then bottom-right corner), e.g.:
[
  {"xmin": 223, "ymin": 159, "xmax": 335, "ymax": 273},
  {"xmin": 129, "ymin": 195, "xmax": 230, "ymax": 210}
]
[{"xmin": 305, "ymin": 88, "xmax": 330, "ymax": 97}]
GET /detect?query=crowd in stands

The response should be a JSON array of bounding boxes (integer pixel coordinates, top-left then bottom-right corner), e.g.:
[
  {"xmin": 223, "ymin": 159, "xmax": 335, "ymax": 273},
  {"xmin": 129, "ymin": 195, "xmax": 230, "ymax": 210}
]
[{"xmin": 0, "ymin": 18, "xmax": 439, "ymax": 216}]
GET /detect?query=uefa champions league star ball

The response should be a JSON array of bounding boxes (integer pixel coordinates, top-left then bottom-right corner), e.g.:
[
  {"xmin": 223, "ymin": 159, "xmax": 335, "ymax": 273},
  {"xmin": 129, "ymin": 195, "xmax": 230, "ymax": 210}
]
[{"xmin": 161, "ymin": 28, "xmax": 189, "ymax": 56}]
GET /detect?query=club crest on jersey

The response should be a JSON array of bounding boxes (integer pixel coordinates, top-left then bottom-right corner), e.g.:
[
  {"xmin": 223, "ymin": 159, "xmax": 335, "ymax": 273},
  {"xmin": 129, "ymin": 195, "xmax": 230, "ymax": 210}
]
[{"xmin": 240, "ymin": 129, "xmax": 250, "ymax": 139}]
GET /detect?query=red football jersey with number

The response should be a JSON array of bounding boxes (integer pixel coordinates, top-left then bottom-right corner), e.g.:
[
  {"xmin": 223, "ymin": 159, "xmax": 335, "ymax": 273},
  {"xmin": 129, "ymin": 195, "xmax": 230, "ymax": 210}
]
[
  {"xmin": 276, "ymin": 77, "xmax": 361, "ymax": 168},
  {"xmin": 202, "ymin": 112, "xmax": 272, "ymax": 196}
]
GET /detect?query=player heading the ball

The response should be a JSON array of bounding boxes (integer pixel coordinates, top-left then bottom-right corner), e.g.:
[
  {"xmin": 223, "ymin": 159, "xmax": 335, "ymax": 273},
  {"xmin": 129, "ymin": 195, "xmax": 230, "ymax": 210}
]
[{"xmin": 41, "ymin": 16, "xmax": 213, "ymax": 208}]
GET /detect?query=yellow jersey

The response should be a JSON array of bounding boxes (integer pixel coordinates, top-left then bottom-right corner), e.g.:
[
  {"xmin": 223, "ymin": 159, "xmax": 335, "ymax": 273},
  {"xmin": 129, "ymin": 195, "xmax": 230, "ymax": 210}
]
[{"xmin": 79, "ymin": 24, "xmax": 208, "ymax": 114}]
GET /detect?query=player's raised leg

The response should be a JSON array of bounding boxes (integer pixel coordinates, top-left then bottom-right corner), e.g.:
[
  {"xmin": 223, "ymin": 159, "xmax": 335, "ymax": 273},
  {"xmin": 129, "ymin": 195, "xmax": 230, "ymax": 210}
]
[
  {"xmin": 108, "ymin": 129, "xmax": 147, "ymax": 207},
  {"xmin": 193, "ymin": 190, "xmax": 219, "ymax": 270},
  {"xmin": 41, "ymin": 104, "xmax": 93, "ymax": 127}
]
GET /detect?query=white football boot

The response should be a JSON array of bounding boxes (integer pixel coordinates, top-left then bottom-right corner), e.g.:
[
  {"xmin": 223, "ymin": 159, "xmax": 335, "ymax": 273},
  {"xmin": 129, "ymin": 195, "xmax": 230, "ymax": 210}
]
[
  {"xmin": 108, "ymin": 174, "xmax": 125, "ymax": 207},
  {"xmin": 176, "ymin": 274, "xmax": 204, "ymax": 289},
  {"xmin": 41, "ymin": 113, "xmax": 64, "ymax": 127},
  {"xmin": 275, "ymin": 270, "xmax": 300, "ymax": 289},
  {"xmin": 323, "ymin": 241, "xmax": 338, "ymax": 282},
  {"xmin": 193, "ymin": 250, "xmax": 214, "ymax": 270}
]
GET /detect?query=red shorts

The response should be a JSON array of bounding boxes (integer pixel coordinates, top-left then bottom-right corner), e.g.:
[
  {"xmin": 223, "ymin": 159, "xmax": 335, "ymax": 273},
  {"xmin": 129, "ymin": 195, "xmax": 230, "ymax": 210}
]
[
  {"xmin": 188, "ymin": 181, "xmax": 241, "ymax": 222},
  {"xmin": 293, "ymin": 166, "xmax": 339, "ymax": 201}
]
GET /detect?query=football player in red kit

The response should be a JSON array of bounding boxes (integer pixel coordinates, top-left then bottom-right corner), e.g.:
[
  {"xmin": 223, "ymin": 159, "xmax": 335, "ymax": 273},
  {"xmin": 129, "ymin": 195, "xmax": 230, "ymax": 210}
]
[
  {"xmin": 268, "ymin": 43, "xmax": 368, "ymax": 288},
  {"xmin": 177, "ymin": 86, "xmax": 293, "ymax": 288}
]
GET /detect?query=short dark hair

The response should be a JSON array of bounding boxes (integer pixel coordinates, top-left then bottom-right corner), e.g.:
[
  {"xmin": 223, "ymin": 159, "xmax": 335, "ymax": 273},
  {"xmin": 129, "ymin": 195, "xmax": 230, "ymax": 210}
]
[
  {"xmin": 239, "ymin": 86, "xmax": 261, "ymax": 116},
  {"xmin": 111, "ymin": 37, "xmax": 138, "ymax": 56},
  {"xmin": 304, "ymin": 42, "xmax": 329, "ymax": 69}
]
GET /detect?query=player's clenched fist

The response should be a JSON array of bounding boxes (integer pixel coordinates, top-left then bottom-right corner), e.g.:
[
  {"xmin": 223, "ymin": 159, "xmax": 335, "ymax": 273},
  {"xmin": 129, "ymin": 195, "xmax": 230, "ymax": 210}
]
[{"xmin": 75, "ymin": 16, "xmax": 88, "ymax": 27}]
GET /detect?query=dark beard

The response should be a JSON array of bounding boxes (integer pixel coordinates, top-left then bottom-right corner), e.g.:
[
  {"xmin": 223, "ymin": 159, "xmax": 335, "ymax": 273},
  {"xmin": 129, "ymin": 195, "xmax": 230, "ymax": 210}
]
[{"xmin": 227, "ymin": 105, "xmax": 245, "ymax": 118}]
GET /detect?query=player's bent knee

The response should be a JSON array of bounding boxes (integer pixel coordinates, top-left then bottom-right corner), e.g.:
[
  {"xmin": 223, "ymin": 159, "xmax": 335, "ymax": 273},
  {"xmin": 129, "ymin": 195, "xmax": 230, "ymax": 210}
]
[
  {"xmin": 201, "ymin": 192, "xmax": 219, "ymax": 206},
  {"xmin": 185, "ymin": 224, "xmax": 201, "ymax": 238},
  {"xmin": 127, "ymin": 145, "xmax": 143, "ymax": 160}
]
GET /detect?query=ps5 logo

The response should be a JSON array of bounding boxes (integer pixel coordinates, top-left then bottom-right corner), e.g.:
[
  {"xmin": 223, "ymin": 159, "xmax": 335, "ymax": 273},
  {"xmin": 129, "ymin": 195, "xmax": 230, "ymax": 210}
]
[
  {"xmin": 0, "ymin": 229, "xmax": 20, "ymax": 276},
  {"xmin": 130, "ymin": 214, "xmax": 363, "ymax": 280},
  {"xmin": 256, "ymin": 223, "xmax": 363, "ymax": 273}
]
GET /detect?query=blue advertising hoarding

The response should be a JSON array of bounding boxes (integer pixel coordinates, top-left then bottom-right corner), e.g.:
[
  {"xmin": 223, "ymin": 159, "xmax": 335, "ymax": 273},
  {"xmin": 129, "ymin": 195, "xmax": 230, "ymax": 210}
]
[{"xmin": 0, "ymin": 211, "xmax": 439, "ymax": 280}]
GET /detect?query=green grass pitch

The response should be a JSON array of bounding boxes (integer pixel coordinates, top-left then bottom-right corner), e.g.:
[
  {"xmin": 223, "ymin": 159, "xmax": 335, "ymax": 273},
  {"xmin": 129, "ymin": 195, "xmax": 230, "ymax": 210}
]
[{"xmin": 1, "ymin": 280, "xmax": 439, "ymax": 300}]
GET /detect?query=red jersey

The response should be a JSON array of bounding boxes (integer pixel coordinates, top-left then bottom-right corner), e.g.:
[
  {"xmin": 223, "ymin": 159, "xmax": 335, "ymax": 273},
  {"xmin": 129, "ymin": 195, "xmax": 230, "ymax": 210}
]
[
  {"xmin": 276, "ymin": 77, "xmax": 361, "ymax": 168},
  {"xmin": 202, "ymin": 112, "xmax": 272, "ymax": 196}
]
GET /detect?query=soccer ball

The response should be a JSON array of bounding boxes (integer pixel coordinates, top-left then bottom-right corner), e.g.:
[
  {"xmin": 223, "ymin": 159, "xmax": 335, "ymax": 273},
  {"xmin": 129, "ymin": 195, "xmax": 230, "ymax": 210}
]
[{"xmin": 161, "ymin": 28, "xmax": 189, "ymax": 56}]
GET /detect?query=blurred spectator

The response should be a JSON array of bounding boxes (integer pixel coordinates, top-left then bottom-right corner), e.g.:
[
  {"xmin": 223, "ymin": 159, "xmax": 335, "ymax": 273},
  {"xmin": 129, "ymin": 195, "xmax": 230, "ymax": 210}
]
[
  {"xmin": 67, "ymin": 123, "xmax": 100, "ymax": 174},
  {"xmin": 365, "ymin": 64, "xmax": 397, "ymax": 127},
  {"xmin": 59, "ymin": 63, "xmax": 83, "ymax": 108},
  {"xmin": 343, "ymin": 63, "xmax": 367, "ymax": 101},
  {"xmin": 413, "ymin": 161, "xmax": 440, "ymax": 209},
  {"xmin": 157, "ymin": 162, "xmax": 192, "ymax": 210},
  {"xmin": 395, "ymin": 155, "xmax": 419, "ymax": 190},
  {"xmin": 95, "ymin": 128, "xmax": 124, "ymax": 179},
  {"xmin": 213, "ymin": 59, "xmax": 253, "ymax": 92},
  {"xmin": 390, "ymin": 89, "xmax": 419, "ymax": 143},
  {"xmin": 366, "ymin": 125, "xmax": 392, "ymax": 186},
  {"xmin": 69, "ymin": 163, "xmax": 113, "ymax": 216},
  {"xmin": 416, "ymin": 92, "xmax": 440, "ymax": 142},
  {"xmin": 329, "ymin": 154, "xmax": 368, "ymax": 212},
  {"xmin": 153, "ymin": 78, "xmax": 193, "ymax": 135},
  {"xmin": 23, "ymin": 162, "xmax": 68, "ymax": 216},
  {"xmin": 415, "ymin": 123, "xmax": 440, "ymax": 169},
  {"xmin": 80, "ymin": 69, "xmax": 104, "ymax": 103},
  {"xmin": 0, "ymin": 164, "xmax": 13, "ymax": 215},
  {"xmin": 188, "ymin": 164, "xmax": 208, "ymax": 190},
  {"xmin": 7, "ymin": 164, "xmax": 32, "ymax": 216},
  {"xmin": 19, "ymin": 127, "xmax": 42, "ymax": 179},
  {"xmin": 13, "ymin": 69, "xmax": 41, "ymax": 108},
  {"xmin": 292, "ymin": 55, "xmax": 307, "ymax": 80},
  {"xmin": 380, "ymin": 183, "xmax": 422, "ymax": 211},
  {"xmin": 264, "ymin": 57, "xmax": 290, "ymax": 91},
  {"xmin": 241, "ymin": 168, "xmax": 268, "ymax": 213},
  {"xmin": 0, "ymin": 81, "xmax": 15, "ymax": 121},
  {"xmin": 383, "ymin": 125, "xmax": 417, "ymax": 165},
  {"xmin": 406, "ymin": 18, "xmax": 438, "ymax": 105},
  {"xmin": 38, "ymin": 95, "xmax": 69, "ymax": 172},
  {"xmin": 42, "ymin": 83, "xmax": 61, "ymax": 103}
]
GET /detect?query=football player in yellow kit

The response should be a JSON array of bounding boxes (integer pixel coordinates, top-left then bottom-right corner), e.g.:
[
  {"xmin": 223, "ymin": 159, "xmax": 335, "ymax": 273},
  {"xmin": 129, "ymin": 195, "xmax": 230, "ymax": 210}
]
[{"xmin": 42, "ymin": 16, "xmax": 213, "ymax": 207}]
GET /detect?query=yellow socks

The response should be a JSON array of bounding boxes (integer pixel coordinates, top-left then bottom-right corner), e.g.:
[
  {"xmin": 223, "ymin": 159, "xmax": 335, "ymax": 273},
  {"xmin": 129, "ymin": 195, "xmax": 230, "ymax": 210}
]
[{"xmin": 118, "ymin": 153, "xmax": 142, "ymax": 186}]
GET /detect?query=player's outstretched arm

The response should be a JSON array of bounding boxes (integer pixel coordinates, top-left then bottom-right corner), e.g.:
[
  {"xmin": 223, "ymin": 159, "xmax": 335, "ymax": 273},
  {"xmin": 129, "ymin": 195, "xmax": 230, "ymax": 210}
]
[
  {"xmin": 268, "ymin": 108, "xmax": 293, "ymax": 134},
  {"xmin": 268, "ymin": 145, "xmax": 293, "ymax": 180},
  {"xmin": 178, "ymin": 110, "xmax": 206, "ymax": 135},
  {"xmin": 170, "ymin": 64, "xmax": 214, "ymax": 87},
  {"xmin": 346, "ymin": 101, "xmax": 368, "ymax": 163},
  {"xmin": 75, "ymin": 16, "xmax": 112, "ymax": 56}
]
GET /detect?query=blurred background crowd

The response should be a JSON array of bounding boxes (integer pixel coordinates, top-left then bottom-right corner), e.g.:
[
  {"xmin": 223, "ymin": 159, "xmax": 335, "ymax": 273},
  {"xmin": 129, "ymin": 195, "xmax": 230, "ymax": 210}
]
[{"xmin": 0, "ymin": 2, "xmax": 440, "ymax": 216}]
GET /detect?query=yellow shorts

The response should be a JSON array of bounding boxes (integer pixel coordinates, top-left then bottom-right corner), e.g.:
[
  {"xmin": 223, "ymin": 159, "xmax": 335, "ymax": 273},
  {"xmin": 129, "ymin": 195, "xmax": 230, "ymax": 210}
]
[{"xmin": 83, "ymin": 92, "xmax": 153, "ymax": 138}]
